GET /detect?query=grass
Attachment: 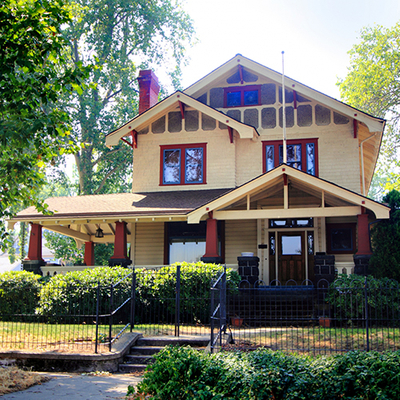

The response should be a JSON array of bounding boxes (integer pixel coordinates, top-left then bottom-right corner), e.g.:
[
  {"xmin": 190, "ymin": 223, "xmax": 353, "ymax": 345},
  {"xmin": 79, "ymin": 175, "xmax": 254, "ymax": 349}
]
[{"xmin": 0, "ymin": 320, "xmax": 399, "ymax": 354}]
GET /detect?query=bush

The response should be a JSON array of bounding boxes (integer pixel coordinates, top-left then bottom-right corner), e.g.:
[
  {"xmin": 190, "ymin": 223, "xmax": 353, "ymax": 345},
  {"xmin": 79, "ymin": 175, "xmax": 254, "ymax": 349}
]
[
  {"xmin": 327, "ymin": 274, "xmax": 400, "ymax": 324},
  {"xmin": 0, "ymin": 271, "xmax": 42, "ymax": 317},
  {"xmin": 36, "ymin": 266, "xmax": 131, "ymax": 318},
  {"xmin": 136, "ymin": 346, "xmax": 400, "ymax": 399},
  {"xmin": 134, "ymin": 262, "xmax": 240, "ymax": 324}
]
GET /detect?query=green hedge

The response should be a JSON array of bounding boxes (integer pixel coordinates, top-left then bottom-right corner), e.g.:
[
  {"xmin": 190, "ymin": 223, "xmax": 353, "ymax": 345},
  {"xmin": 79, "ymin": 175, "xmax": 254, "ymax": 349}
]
[
  {"xmin": 0, "ymin": 271, "xmax": 42, "ymax": 317},
  {"xmin": 135, "ymin": 346, "xmax": 400, "ymax": 399},
  {"xmin": 327, "ymin": 274, "xmax": 400, "ymax": 323}
]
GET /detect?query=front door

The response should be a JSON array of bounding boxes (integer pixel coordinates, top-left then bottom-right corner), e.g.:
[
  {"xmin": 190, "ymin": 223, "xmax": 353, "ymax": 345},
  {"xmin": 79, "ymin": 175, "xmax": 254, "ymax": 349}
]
[{"xmin": 278, "ymin": 232, "xmax": 305, "ymax": 284}]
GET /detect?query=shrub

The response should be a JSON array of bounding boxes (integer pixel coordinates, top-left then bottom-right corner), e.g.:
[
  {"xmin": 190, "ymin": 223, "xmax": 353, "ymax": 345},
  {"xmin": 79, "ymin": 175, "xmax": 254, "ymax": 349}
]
[
  {"xmin": 136, "ymin": 346, "xmax": 400, "ymax": 399},
  {"xmin": 36, "ymin": 266, "xmax": 131, "ymax": 319},
  {"xmin": 327, "ymin": 274, "xmax": 400, "ymax": 324},
  {"xmin": 0, "ymin": 271, "xmax": 42, "ymax": 317}
]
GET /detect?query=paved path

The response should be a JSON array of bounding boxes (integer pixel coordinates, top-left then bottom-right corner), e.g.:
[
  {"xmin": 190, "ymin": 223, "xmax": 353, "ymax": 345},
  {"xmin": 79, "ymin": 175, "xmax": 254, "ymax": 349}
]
[{"xmin": 2, "ymin": 372, "xmax": 143, "ymax": 399}]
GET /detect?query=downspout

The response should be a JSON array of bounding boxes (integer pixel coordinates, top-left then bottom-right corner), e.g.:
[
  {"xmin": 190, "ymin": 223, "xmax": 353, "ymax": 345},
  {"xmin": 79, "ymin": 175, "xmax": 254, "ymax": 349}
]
[{"xmin": 360, "ymin": 132, "xmax": 377, "ymax": 196}]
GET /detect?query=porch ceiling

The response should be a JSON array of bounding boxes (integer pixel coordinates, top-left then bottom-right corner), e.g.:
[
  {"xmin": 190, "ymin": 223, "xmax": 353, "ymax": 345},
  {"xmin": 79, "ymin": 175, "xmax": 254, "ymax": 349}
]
[{"xmin": 187, "ymin": 165, "xmax": 390, "ymax": 223}]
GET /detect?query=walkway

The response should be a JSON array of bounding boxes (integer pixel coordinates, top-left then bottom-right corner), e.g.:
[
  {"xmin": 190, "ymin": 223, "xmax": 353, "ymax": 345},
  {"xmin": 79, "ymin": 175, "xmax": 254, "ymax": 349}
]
[{"xmin": 2, "ymin": 372, "xmax": 143, "ymax": 399}]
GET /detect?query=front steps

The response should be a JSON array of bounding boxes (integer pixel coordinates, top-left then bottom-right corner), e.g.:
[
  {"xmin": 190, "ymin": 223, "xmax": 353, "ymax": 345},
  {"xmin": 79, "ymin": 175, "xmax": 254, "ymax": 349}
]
[{"xmin": 119, "ymin": 336, "xmax": 209, "ymax": 373}]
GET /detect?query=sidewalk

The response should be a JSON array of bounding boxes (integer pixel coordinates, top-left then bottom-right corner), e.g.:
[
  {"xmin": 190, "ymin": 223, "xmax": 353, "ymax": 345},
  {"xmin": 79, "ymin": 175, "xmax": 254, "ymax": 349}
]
[{"xmin": 2, "ymin": 372, "xmax": 143, "ymax": 399}]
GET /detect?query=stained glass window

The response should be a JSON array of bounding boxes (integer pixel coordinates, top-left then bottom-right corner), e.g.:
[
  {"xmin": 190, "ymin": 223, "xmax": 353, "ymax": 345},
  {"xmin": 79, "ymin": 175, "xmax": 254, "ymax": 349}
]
[
  {"xmin": 265, "ymin": 145, "xmax": 274, "ymax": 172},
  {"xmin": 244, "ymin": 90, "xmax": 259, "ymax": 105},
  {"xmin": 279, "ymin": 144, "xmax": 302, "ymax": 170},
  {"xmin": 306, "ymin": 143, "xmax": 315, "ymax": 175},
  {"xmin": 225, "ymin": 86, "xmax": 260, "ymax": 107}
]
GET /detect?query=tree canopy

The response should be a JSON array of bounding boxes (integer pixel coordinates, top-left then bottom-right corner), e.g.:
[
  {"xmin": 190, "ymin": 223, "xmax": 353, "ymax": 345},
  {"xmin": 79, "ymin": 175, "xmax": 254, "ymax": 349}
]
[
  {"xmin": 62, "ymin": 0, "xmax": 195, "ymax": 195},
  {"xmin": 0, "ymin": 0, "xmax": 89, "ymax": 250},
  {"xmin": 338, "ymin": 23, "xmax": 400, "ymax": 198},
  {"xmin": 369, "ymin": 190, "xmax": 400, "ymax": 280}
]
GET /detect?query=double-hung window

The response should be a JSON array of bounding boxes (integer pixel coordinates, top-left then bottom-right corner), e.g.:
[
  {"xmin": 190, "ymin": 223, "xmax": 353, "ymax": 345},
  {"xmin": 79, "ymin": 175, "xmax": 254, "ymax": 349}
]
[
  {"xmin": 160, "ymin": 143, "xmax": 206, "ymax": 185},
  {"xmin": 224, "ymin": 85, "xmax": 260, "ymax": 108},
  {"xmin": 263, "ymin": 138, "xmax": 318, "ymax": 176}
]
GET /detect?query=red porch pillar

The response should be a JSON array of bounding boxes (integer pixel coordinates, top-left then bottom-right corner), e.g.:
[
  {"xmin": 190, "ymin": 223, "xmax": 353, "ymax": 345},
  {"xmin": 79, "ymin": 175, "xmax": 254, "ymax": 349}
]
[
  {"xmin": 22, "ymin": 223, "xmax": 45, "ymax": 275},
  {"xmin": 26, "ymin": 223, "xmax": 44, "ymax": 262},
  {"xmin": 201, "ymin": 213, "xmax": 223, "ymax": 264},
  {"xmin": 84, "ymin": 242, "xmax": 95, "ymax": 266},
  {"xmin": 356, "ymin": 213, "xmax": 372, "ymax": 255},
  {"xmin": 109, "ymin": 221, "xmax": 131, "ymax": 267}
]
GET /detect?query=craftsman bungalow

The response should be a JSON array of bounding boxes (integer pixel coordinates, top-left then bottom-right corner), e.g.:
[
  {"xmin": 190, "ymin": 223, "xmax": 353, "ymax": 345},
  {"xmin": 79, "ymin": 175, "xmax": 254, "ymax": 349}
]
[{"xmin": 10, "ymin": 55, "xmax": 390, "ymax": 284}]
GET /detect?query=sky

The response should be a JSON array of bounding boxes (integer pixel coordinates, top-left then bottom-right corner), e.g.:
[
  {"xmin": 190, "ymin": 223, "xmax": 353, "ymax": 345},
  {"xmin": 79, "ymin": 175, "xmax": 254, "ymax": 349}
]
[{"xmin": 176, "ymin": 0, "xmax": 400, "ymax": 100}]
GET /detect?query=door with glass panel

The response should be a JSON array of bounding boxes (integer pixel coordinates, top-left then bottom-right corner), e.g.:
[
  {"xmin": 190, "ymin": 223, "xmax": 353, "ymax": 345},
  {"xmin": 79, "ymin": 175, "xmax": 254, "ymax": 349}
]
[{"xmin": 278, "ymin": 232, "xmax": 305, "ymax": 284}]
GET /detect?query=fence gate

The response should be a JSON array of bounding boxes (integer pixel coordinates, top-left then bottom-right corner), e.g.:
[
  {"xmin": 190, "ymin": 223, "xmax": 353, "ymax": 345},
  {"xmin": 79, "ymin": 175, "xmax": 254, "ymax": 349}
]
[{"xmin": 210, "ymin": 266, "xmax": 227, "ymax": 353}]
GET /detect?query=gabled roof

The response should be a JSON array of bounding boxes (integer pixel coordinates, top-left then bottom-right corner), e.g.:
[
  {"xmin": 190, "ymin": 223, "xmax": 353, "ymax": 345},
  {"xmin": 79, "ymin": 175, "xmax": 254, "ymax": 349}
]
[
  {"xmin": 106, "ymin": 91, "xmax": 258, "ymax": 147},
  {"xmin": 184, "ymin": 54, "xmax": 385, "ymax": 134},
  {"xmin": 187, "ymin": 164, "xmax": 390, "ymax": 223}
]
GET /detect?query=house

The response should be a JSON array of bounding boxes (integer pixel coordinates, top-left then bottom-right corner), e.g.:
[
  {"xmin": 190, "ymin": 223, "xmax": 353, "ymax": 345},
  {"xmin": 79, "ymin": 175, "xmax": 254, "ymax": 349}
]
[{"xmin": 9, "ymin": 54, "xmax": 390, "ymax": 284}]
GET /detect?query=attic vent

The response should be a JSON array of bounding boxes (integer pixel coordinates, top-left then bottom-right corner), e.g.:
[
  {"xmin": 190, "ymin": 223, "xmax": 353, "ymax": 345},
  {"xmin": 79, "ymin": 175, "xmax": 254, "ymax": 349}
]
[
  {"xmin": 227, "ymin": 68, "xmax": 258, "ymax": 84},
  {"xmin": 210, "ymin": 88, "xmax": 224, "ymax": 108},
  {"xmin": 261, "ymin": 84, "xmax": 276, "ymax": 105},
  {"xmin": 315, "ymin": 105, "xmax": 331, "ymax": 126},
  {"xmin": 333, "ymin": 112, "xmax": 350, "ymax": 125},
  {"xmin": 197, "ymin": 93, "xmax": 207, "ymax": 105},
  {"xmin": 152, "ymin": 116, "xmax": 165, "ymax": 134}
]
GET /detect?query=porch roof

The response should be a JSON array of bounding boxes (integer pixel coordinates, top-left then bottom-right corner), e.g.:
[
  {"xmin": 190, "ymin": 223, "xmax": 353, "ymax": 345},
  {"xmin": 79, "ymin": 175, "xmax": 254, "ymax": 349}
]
[{"xmin": 187, "ymin": 164, "xmax": 391, "ymax": 223}]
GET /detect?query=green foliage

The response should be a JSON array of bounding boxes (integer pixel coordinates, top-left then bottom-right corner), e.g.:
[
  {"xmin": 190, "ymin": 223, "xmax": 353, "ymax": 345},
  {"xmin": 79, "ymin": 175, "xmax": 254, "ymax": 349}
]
[
  {"xmin": 59, "ymin": 0, "xmax": 195, "ymax": 195},
  {"xmin": 36, "ymin": 266, "xmax": 131, "ymax": 316},
  {"xmin": 0, "ymin": 0, "xmax": 90, "ymax": 249},
  {"xmin": 43, "ymin": 230, "xmax": 85, "ymax": 265},
  {"xmin": 327, "ymin": 274, "xmax": 400, "ymax": 323},
  {"xmin": 338, "ymin": 23, "xmax": 400, "ymax": 195},
  {"xmin": 135, "ymin": 263, "xmax": 240, "ymax": 324},
  {"xmin": 369, "ymin": 190, "xmax": 400, "ymax": 280},
  {"xmin": 0, "ymin": 271, "xmax": 42, "ymax": 316},
  {"xmin": 136, "ymin": 346, "xmax": 400, "ymax": 399}
]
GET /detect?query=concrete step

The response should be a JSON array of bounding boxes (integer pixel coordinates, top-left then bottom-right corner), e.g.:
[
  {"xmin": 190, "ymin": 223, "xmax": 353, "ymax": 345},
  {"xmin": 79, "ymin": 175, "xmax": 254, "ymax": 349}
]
[
  {"xmin": 130, "ymin": 345, "xmax": 165, "ymax": 355},
  {"xmin": 119, "ymin": 363, "xmax": 149, "ymax": 373},
  {"xmin": 124, "ymin": 354, "xmax": 155, "ymax": 364},
  {"xmin": 136, "ymin": 337, "xmax": 209, "ymax": 347}
]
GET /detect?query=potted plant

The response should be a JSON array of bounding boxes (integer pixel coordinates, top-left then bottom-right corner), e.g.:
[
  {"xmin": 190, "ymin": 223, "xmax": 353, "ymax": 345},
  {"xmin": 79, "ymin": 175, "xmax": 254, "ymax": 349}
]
[{"xmin": 231, "ymin": 316, "xmax": 244, "ymax": 327}]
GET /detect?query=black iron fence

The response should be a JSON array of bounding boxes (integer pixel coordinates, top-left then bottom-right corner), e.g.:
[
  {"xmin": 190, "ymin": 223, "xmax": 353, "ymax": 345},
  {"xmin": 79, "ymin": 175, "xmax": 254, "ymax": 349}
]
[
  {"xmin": 1, "ymin": 267, "xmax": 400, "ymax": 355},
  {"xmin": 226, "ymin": 277, "xmax": 400, "ymax": 354}
]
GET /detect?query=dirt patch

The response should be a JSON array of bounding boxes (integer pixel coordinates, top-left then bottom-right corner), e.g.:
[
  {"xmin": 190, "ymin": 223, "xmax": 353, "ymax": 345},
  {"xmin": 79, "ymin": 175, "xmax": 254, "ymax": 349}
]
[{"xmin": 0, "ymin": 366, "xmax": 50, "ymax": 396}]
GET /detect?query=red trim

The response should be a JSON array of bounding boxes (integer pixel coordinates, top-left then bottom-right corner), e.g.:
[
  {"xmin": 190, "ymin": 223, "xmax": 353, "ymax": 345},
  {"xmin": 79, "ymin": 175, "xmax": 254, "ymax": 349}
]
[
  {"xmin": 84, "ymin": 242, "xmax": 95, "ymax": 266},
  {"xmin": 228, "ymin": 126, "xmax": 234, "ymax": 143},
  {"xmin": 159, "ymin": 143, "xmax": 207, "ymax": 186},
  {"xmin": 353, "ymin": 119, "xmax": 358, "ymax": 139},
  {"xmin": 224, "ymin": 85, "xmax": 261, "ymax": 108},
  {"xmin": 262, "ymin": 138, "xmax": 319, "ymax": 176},
  {"xmin": 238, "ymin": 65, "xmax": 244, "ymax": 84},
  {"xmin": 26, "ymin": 223, "xmax": 44, "ymax": 262},
  {"xmin": 121, "ymin": 130, "xmax": 137, "ymax": 149},
  {"xmin": 293, "ymin": 91, "xmax": 297, "ymax": 109},
  {"xmin": 283, "ymin": 174, "xmax": 288, "ymax": 186},
  {"xmin": 179, "ymin": 101, "xmax": 185, "ymax": 119}
]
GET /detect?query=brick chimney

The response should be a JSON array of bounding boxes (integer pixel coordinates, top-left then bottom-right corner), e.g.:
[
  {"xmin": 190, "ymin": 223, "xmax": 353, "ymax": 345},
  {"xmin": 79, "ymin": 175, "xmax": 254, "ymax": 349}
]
[{"xmin": 137, "ymin": 70, "xmax": 160, "ymax": 114}]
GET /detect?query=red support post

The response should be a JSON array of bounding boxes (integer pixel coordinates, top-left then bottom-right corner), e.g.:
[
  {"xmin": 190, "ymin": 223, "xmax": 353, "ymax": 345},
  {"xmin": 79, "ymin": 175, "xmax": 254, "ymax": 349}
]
[
  {"xmin": 356, "ymin": 213, "xmax": 372, "ymax": 255},
  {"xmin": 26, "ymin": 223, "xmax": 44, "ymax": 262},
  {"xmin": 203, "ymin": 216, "xmax": 220, "ymax": 258},
  {"xmin": 84, "ymin": 242, "xmax": 95, "ymax": 266},
  {"xmin": 111, "ymin": 221, "xmax": 128, "ymax": 260}
]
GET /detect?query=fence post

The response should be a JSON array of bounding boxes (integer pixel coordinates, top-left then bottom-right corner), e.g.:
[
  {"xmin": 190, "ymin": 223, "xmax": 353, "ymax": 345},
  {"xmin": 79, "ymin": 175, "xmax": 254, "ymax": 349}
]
[
  {"xmin": 210, "ymin": 280, "xmax": 215, "ymax": 353},
  {"xmin": 221, "ymin": 265, "xmax": 227, "ymax": 337},
  {"xmin": 175, "ymin": 265, "xmax": 181, "ymax": 337},
  {"xmin": 364, "ymin": 275, "xmax": 369, "ymax": 351},
  {"xmin": 109, "ymin": 283, "xmax": 114, "ymax": 351},
  {"xmin": 95, "ymin": 282, "xmax": 100, "ymax": 354},
  {"xmin": 130, "ymin": 268, "xmax": 136, "ymax": 332}
]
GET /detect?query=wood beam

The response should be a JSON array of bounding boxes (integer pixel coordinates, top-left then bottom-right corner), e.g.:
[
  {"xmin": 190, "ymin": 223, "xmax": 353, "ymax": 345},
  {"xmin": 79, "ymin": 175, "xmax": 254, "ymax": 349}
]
[
  {"xmin": 47, "ymin": 225, "xmax": 90, "ymax": 242},
  {"xmin": 228, "ymin": 126, "xmax": 234, "ymax": 143},
  {"xmin": 179, "ymin": 101, "xmax": 185, "ymax": 119},
  {"xmin": 214, "ymin": 206, "xmax": 361, "ymax": 220}
]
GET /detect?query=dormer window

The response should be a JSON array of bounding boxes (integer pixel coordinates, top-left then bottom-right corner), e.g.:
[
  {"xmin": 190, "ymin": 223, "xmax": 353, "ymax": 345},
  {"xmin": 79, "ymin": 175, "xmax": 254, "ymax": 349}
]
[
  {"xmin": 224, "ymin": 85, "xmax": 260, "ymax": 107},
  {"xmin": 160, "ymin": 143, "xmax": 206, "ymax": 186}
]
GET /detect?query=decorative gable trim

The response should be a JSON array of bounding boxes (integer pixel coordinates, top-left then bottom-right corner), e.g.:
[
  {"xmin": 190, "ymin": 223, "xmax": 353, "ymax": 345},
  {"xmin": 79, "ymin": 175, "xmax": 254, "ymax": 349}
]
[{"xmin": 106, "ymin": 91, "xmax": 258, "ymax": 147}]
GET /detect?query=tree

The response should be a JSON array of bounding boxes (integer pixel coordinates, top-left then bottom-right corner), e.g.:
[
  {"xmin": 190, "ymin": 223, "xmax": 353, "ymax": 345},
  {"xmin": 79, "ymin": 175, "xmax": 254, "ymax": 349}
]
[
  {"xmin": 62, "ymin": 0, "xmax": 195, "ymax": 195},
  {"xmin": 338, "ymin": 23, "xmax": 400, "ymax": 197},
  {"xmin": 0, "ymin": 0, "xmax": 89, "ymax": 249},
  {"xmin": 369, "ymin": 190, "xmax": 400, "ymax": 280}
]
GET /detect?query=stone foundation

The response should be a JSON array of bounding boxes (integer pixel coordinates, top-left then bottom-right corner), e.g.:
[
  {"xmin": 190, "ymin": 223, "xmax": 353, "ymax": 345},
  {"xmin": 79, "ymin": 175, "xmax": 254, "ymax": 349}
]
[{"xmin": 314, "ymin": 253, "xmax": 336, "ymax": 284}]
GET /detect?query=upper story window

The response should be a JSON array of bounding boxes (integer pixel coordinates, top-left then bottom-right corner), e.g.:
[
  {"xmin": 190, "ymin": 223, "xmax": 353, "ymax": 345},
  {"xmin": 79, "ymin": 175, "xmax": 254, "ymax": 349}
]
[
  {"xmin": 224, "ymin": 85, "xmax": 261, "ymax": 108},
  {"xmin": 263, "ymin": 138, "xmax": 318, "ymax": 176},
  {"xmin": 160, "ymin": 143, "xmax": 206, "ymax": 186}
]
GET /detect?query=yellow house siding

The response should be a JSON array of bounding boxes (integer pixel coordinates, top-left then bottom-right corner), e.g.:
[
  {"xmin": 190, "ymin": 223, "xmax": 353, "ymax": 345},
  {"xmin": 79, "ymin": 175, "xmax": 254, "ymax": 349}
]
[
  {"xmin": 134, "ymin": 222, "xmax": 164, "ymax": 265},
  {"xmin": 131, "ymin": 125, "xmax": 236, "ymax": 193},
  {"xmin": 225, "ymin": 219, "xmax": 257, "ymax": 265}
]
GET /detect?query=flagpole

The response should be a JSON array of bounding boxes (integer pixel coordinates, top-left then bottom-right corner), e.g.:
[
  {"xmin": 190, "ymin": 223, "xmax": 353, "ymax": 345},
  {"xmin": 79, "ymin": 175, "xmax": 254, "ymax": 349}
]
[{"xmin": 282, "ymin": 51, "xmax": 287, "ymax": 164}]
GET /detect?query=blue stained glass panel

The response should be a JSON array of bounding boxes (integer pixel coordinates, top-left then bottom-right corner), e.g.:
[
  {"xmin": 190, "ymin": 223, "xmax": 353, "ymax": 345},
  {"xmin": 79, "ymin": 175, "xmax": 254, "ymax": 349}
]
[
  {"xmin": 266, "ymin": 145, "xmax": 274, "ymax": 171},
  {"xmin": 306, "ymin": 143, "xmax": 315, "ymax": 175},
  {"xmin": 244, "ymin": 90, "xmax": 258, "ymax": 105},
  {"xmin": 226, "ymin": 91, "xmax": 241, "ymax": 107},
  {"xmin": 185, "ymin": 148, "xmax": 203, "ymax": 183}
]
